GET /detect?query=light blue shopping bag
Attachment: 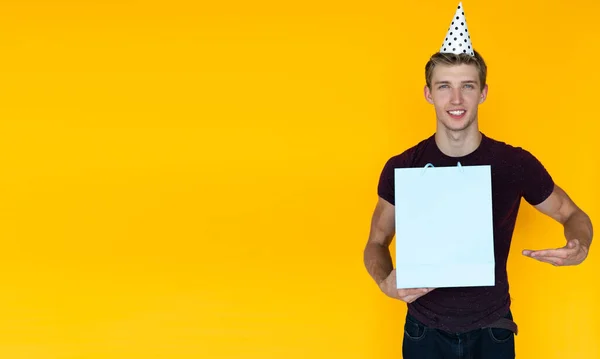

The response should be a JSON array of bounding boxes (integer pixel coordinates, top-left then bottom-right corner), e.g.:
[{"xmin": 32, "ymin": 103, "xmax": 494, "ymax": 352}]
[{"xmin": 394, "ymin": 163, "xmax": 495, "ymax": 289}]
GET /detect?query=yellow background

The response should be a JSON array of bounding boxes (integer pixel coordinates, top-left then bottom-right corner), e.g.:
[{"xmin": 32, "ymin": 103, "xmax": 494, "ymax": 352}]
[{"xmin": 0, "ymin": 0, "xmax": 597, "ymax": 358}]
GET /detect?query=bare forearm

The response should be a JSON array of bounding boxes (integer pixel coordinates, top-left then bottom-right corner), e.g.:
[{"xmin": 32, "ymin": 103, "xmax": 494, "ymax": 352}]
[
  {"xmin": 564, "ymin": 210, "xmax": 593, "ymax": 249},
  {"xmin": 364, "ymin": 243, "xmax": 394, "ymax": 285}
]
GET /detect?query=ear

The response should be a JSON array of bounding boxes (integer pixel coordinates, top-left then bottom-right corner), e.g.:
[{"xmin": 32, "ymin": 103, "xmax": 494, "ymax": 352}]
[
  {"xmin": 424, "ymin": 85, "xmax": 434, "ymax": 104},
  {"xmin": 479, "ymin": 84, "xmax": 489, "ymax": 104}
]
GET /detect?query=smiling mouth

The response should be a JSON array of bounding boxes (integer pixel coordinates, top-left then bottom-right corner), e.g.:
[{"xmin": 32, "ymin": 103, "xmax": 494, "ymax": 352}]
[{"xmin": 447, "ymin": 110, "xmax": 466, "ymax": 119}]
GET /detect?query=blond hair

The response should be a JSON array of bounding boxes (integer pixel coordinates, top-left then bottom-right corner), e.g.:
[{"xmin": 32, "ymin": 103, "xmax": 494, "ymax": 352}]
[{"xmin": 425, "ymin": 50, "xmax": 487, "ymax": 90}]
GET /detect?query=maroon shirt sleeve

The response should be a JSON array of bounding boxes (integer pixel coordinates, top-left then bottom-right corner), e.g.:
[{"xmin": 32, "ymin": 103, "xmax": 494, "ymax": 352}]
[
  {"xmin": 377, "ymin": 152, "xmax": 410, "ymax": 205},
  {"xmin": 519, "ymin": 149, "xmax": 555, "ymax": 206}
]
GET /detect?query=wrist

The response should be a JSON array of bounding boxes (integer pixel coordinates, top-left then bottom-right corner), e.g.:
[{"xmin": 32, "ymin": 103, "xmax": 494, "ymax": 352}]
[{"xmin": 582, "ymin": 243, "xmax": 590, "ymax": 254}]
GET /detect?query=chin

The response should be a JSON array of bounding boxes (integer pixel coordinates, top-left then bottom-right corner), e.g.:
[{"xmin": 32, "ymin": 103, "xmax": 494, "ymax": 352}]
[
  {"xmin": 443, "ymin": 119, "xmax": 472, "ymax": 132},
  {"xmin": 444, "ymin": 122, "xmax": 470, "ymax": 131}
]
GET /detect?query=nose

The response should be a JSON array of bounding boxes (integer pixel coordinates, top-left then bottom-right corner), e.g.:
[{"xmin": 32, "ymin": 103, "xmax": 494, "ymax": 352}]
[{"xmin": 450, "ymin": 88, "xmax": 463, "ymax": 104}]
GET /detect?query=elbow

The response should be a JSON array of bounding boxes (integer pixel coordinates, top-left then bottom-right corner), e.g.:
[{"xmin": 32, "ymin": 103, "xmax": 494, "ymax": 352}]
[
  {"xmin": 566, "ymin": 208, "xmax": 592, "ymax": 225},
  {"xmin": 363, "ymin": 240, "xmax": 391, "ymax": 263},
  {"xmin": 564, "ymin": 208, "xmax": 594, "ymax": 239}
]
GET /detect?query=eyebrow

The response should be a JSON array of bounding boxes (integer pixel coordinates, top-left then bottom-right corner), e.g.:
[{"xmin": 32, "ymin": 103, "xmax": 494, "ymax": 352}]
[{"xmin": 434, "ymin": 80, "xmax": 478, "ymax": 85}]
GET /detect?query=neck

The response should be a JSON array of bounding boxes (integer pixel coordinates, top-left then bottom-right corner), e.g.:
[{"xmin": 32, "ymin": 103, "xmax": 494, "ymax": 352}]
[{"xmin": 435, "ymin": 123, "xmax": 482, "ymax": 157}]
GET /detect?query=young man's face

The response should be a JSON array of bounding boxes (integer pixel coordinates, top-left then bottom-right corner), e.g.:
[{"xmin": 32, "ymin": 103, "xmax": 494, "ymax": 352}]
[{"xmin": 424, "ymin": 63, "xmax": 488, "ymax": 132}]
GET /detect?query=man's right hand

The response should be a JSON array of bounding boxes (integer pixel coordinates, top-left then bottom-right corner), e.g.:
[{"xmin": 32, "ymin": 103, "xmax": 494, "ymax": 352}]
[{"xmin": 379, "ymin": 269, "xmax": 435, "ymax": 303}]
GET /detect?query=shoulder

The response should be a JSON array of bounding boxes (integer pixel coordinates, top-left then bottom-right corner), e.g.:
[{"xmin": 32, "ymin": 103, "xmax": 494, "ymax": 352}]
[
  {"xmin": 377, "ymin": 135, "xmax": 434, "ymax": 205},
  {"xmin": 382, "ymin": 135, "xmax": 435, "ymax": 169},
  {"xmin": 482, "ymin": 134, "xmax": 540, "ymax": 164},
  {"xmin": 483, "ymin": 134, "xmax": 554, "ymax": 204},
  {"xmin": 483, "ymin": 134, "xmax": 521, "ymax": 153}
]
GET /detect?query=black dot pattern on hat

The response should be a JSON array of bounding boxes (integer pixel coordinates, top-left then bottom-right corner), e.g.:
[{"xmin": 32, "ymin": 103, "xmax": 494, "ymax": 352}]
[{"xmin": 440, "ymin": 3, "xmax": 474, "ymax": 56}]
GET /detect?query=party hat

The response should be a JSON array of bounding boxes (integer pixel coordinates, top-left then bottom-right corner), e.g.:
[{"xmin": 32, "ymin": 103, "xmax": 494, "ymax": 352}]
[{"xmin": 440, "ymin": 2, "xmax": 474, "ymax": 56}]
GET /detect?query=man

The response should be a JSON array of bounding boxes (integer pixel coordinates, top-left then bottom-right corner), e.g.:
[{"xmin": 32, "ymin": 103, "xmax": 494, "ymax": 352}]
[{"xmin": 363, "ymin": 3, "xmax": 593, "ymax": 359}]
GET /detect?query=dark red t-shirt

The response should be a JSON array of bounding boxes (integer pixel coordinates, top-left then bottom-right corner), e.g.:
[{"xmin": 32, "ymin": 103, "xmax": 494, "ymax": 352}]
[{"xmin": 377, "ymin": 132, "xmax": 555, "ymax": 333}]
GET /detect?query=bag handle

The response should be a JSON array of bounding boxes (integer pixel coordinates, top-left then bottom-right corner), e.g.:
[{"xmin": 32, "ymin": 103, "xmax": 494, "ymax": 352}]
[{"xmin": 421, "ymin": 162, "xmax": 463, "ymax": 175}]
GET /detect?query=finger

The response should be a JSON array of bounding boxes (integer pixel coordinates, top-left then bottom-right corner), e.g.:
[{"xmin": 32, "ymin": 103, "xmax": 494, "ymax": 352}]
[
  {"xmin": 403, "ymin": 293, "xmax": 426, "ymax": 303},
  {"xmin": 529, "ymin": 255, "xmax": 565, "ymax": 266},
  {"xmin": 403, "ymin": 295, "xmax": 418, "ymax": 303},
  {"xmin": 399, "ymin": 288, "xmax": 433, "ymax": 303},
  {"xmin": 529, "ymin": 249, "xmax": 572, "ymax": 259},
  {"xmin": 522, "ymin": 248, "xmax": 555, "ymax": 256},
  {"xmin": 398, "ymin": 288, "xmax": 431, "ymax": 297},
  {"xmin": 535, "ymin": 258, "xmax": 558, "ymax": 266}
]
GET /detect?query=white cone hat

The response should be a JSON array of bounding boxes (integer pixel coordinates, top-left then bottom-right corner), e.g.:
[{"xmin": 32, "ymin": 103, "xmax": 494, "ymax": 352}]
[{"xmin": 440, "ymin": 2, "xmax": 474, "ymax": 56}]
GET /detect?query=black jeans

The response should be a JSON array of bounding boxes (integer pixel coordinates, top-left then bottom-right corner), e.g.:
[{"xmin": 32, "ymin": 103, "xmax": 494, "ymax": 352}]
[{"xmin": 402, "ymin": 311, "xmax": 515, "ymax": 359}]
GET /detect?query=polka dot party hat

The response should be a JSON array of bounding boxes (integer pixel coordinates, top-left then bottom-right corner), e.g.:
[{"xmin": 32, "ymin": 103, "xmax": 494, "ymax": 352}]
[{"xmin": 440, "ymin": 2, "xmax": 474, "ymax": 56}]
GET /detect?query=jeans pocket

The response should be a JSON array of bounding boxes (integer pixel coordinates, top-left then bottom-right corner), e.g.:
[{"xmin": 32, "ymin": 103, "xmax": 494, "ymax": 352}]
[
  {"xmin": 487, "ymin": 327, "xmax": 514, "ymax": 343},
  {"xmin": 404, "ymin": 314, "xmax": 427, "ymax": 341}
]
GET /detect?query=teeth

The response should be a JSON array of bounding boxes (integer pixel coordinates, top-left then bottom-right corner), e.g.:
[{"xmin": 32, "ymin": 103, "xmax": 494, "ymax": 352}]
[{"xmin": 449, "ymin": 110, "xmax": 465, "ymax": 115}]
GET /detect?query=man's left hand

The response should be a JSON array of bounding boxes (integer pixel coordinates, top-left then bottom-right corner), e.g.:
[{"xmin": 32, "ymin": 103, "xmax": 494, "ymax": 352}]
[{"xmin": 522, "ymin": 239, "xmax": 589, "ymax": 266}]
